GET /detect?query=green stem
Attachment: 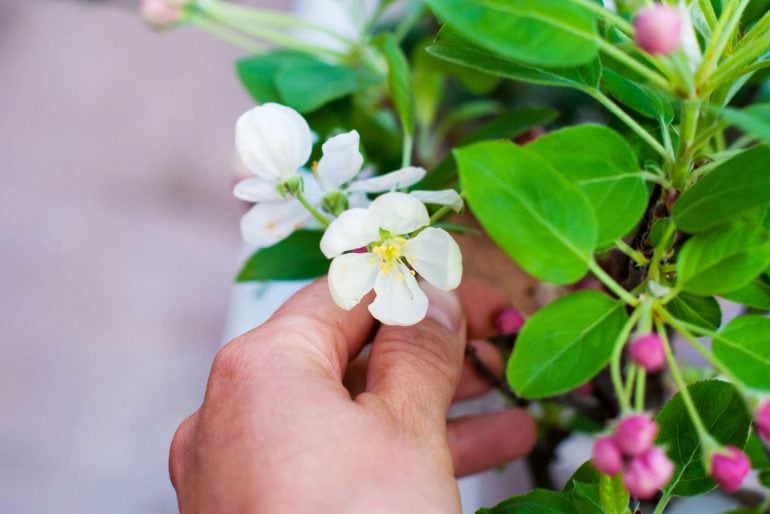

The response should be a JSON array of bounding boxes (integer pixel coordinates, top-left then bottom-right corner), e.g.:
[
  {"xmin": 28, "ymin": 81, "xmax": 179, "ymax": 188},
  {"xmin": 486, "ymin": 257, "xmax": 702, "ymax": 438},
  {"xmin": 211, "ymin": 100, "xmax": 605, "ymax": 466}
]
[
  {"xmin": 429, "ymin": 191, "xmax": 466, "ymax": 225},
  {"xmin": 588, "ymin": 259, "xmax": 640, "ymax": 306},
  {"xmin": 595, "ymin": 39, "xmax": 673, "ymax": 92},
  {"xmin": 612, "ymin": 308, "xmax": 643, "ymax": 414},
  {"xmin": 570, "ymin": 0, "xmax": 635, "ymax": 34},
  {"xmin": 653, "ymin": 490, "xmax": 674, "ymax": 514},
  {"xmin": 589, "ymin": 91, "xmax": 669, "ymax": 159},
  {"xmin": 296, "ymin": 191, "xmax": 331, "ymax": 227},
  {"xmin": 698, "ymin": 0, "xmax": 719, "ymax": 32},
  {"xmin": 656, "ymin": 318, "xmax": 711, "ymax": 442},
  {"xmin": 635, "ymin": 368, "xmax": 646, "ymax": 411},
  {"xmin": 671, "ymin": 99, "xmax": 701, "ymax": 190},
  {"xmin": 704, "ymin": 21, "xmax": 770, "ymax": 92},
  {"xmin": 192, "ymin": 16, "xmax": 267, "ymax": 54},
  {"xmin": 615, "ymin": 239, "xmax": 649, "ymax": 266},
  {"xmin": 696, "ymin": 0, "xmax": 751, "ymax": 87},
  {"xmin": 401, "ymin": 132, "xmax": 413, "ymax": 168},
  {"xmin": 624, "ymin": 364, "xmax": 638, "ymax": 408}
]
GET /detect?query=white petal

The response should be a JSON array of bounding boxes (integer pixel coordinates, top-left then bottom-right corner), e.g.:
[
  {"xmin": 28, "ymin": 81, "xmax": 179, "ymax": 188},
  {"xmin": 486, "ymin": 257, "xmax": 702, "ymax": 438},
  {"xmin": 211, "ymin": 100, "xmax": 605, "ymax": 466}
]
[
  {"xmin": 347, "ymin": 166, "xmax": 426, "ymax": 193},
  {"xmin": 347, "ymin": 191, "xmax": 371, "ymax": 209},
  {"xmin": 316, "ymin": 130, "xmax": 364, "ymax": 191},
  {"xmin": 404, "ymin": 227, "xmax": 462, "ymax": 290},
  {"xmin": 240, "ymin": 199, "xmax": 312, "ymax": 249},
  {"xmin": 409, "ymin": 189, "xmax": 464, "ymax": 212},
  {"xmin": 369, "ymin": 263, "xmax": 428, "ymax": 326},
  {"xmin": 233, "ymin": 177, "xmax": 283, "ymax": 202},
  {"xmin": 327, "ymin": 253, "xmax": 378, "ymax": 310},
  {"xmin": 369, "ymin": 192, "xmax": 429, "ymax": 235},
  {"xmin": 319, "ymin": 208, "xmax": 380, "ymax": 258},
  {"xmin": 235, "ymin": 103, "xmax": 312, "ymax": 182}
]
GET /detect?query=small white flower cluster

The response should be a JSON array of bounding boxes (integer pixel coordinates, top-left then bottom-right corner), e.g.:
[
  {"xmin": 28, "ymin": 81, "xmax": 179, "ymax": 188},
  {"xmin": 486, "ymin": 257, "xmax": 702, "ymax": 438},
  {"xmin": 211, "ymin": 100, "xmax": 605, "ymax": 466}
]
[{"xmin": 234, "ymin": 103, "xmax": 464, "ymax": 325}]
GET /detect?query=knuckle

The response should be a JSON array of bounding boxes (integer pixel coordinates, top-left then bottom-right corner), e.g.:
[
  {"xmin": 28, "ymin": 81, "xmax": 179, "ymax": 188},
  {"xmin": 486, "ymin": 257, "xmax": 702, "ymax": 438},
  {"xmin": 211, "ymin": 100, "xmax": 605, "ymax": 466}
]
[
  {"xmin": 169, "ymin": 414, "xmax": 196, "ymax": 488},
  {"xmin": 209, "ymin": 340, "xmax": 250, "ymax": 386}
]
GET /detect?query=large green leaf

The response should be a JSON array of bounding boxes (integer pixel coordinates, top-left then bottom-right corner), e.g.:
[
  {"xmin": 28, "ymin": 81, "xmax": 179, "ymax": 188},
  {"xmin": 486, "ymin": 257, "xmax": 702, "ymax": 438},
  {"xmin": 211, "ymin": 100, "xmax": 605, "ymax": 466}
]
[
  {"xmin": 237, "ymin": 230, "xmax": 328, "ymax": 282},
  {"xmin": 676, "ymin": 221, "xmax": 770, "ymax": 295},
  {"xmin": 526, "ymin": 124, "xmax": 648, "ymax": 246},
  {"xmin": 236, "ymin": 50, "xmax": 319, "ymax": 104},
  {"xmin": 427, "ymin": 28, "xmax": 601, "ymax": 91},
  {"xmin": 721, "ymin": 276, "xmax": 770, "ymax": 310},
  {"xmin": 666, "ymin": 293, "xmax": 722, "ymax": 330},
  {"xmin": 718, "ymin": 104, "xmax": 770, "ymax": 145},
  {"xmin": 462, "ymin": 107, "xmax": 559, "ymax": 145},
  {"xmin": 476, "ymin": 489, "xmax": 578, "ymax": 514},
  {"xmin": 657, "ymin": 380, "xmax": 751, "ymax": 497},
  {"xmin": 455, "ymin": 141, "xmax": 598, "ymax": 284},
  {"xmin": 713, "ymin": 315, "xmax": 770, "ymax": 392},
  {"xmin": 563, "ymin": 462, "xmax": 603, "ymax": 514},
  {"xmin": 602, "ymin": 68, "xmax": 674, "ymax": 122},
  {"xmin": 275, "ymin": 61, "xmax": 360, "ymax": 113},
  {"xmin": 379, "ymin": 34, "xmax": 415, "ymax": 136},
  {"xmin": 507, "ymin": 291, "xmax": 628, "ymax": 398},
  {"xmin": 673, "ymin": 145, "xmax": 770, "ymax": 232},
  {"xmin": 424, "ymin": 0, "xmax": 598, "ymax": 67}
]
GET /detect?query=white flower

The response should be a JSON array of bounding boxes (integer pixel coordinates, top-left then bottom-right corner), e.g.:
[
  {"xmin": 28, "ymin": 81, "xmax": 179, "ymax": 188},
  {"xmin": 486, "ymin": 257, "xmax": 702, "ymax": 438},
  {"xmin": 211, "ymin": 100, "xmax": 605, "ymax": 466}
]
[{"xmin": 321, "ymin": 192, "xmax": 463, "ymax": 326}]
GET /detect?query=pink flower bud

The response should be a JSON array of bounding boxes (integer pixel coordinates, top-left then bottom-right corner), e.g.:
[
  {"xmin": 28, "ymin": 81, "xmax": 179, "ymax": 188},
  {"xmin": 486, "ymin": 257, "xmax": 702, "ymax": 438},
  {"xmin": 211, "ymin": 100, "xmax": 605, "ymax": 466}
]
[
  {"xmin": 624, "ymin": 447, "xmax": 674, "ymax": 499},
  {"xmin": 627, "ymin": 333, "xmax": 666, "ymax": 372},
  {"xmin": 592, "ymin": 436, "xmax": 623, "ymax": 475},
  {"xmin": 711, "ymin": 446, "xmax": 750, "ymax": 492},
  {"xmin": 495, "ymin": 308, "xmax": 525, "ymax": 335},
  {"xmin": 634, "ymin": 4, "xmax": 682, "ymax": 56},
  {"xmin": 140, "ymin": 0, "xmax": 186, "ymax": 28},
  {"xmin": 614, "ymin": 414, "xmax": 659, "ymax": 456},
  {"xmin": 756, "ymin": 402, "xmax": 770, "ymax": 444}
]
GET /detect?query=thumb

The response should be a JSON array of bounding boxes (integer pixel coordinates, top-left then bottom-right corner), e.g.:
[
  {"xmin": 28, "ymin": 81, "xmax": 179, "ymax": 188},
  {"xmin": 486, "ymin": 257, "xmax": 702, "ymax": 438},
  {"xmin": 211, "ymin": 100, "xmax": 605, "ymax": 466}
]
[{"xmin": 364, "ymin": 283, "xmax": 466, "ymax": 428}]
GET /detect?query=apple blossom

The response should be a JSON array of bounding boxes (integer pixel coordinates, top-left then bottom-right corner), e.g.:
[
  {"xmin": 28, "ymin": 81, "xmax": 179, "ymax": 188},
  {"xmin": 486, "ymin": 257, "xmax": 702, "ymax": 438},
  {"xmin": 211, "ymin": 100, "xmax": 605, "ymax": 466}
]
[
  {"xmin": 624, "ymin": 447, "xmax": 674, "ymax": 499},
  {"xmin": 614, "ymin": 414, "xmax": 659, "ymax": 456},
  {"xmin": 756, "ymin": 402, "xmax": 770, "ymax": 444},
  {"xmin": 628, "ymin": 333, "xmax": 666, "ymax": 372},
  {"xmin": 321, "ymin": 192, "xmax": 462, "ymax": 325},
  {"xmin": 592, "ymin": 436, "xmax": 623, "ymax": 475},
  {"xmin": 711, "ymin": 446, "xmax": 750, "ymax": 492},
  {"xmin": 634, "ymin": 4, "xmax": 682, "ymax": 56}
]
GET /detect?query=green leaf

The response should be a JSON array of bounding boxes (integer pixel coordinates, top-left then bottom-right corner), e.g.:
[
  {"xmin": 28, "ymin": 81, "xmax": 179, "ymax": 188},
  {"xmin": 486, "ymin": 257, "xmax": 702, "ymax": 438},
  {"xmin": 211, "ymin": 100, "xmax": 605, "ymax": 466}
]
[
  {"xmin": 455, "ymin": 141, "xmax": 598, "ymax": 284},
  {"xmin": 237, "ymin": 230, "xmax": 328, "ymax": 282},
  {"xmin": 476, "ymin": 489, "xmax": 578, "ymax": 514},
  {"xmin": 666, "ymin": 293, "xmax": 722, "ymax": 331},
  {"xmin": 507, "ymin": 291, "xmax": 628, "ymax": 398},
  {"xmin": 526, "ymin": 124, "xmax": 648, "ymax": 246},
  {"xmin": 657, "ymin": 380, "xmax": 752, "ymax": 497},
  {"xmin": 424, "ymin": 0, "xmax": 598, "ymax": 68},
  {"xmin": 275, "ymin": 61, "xmax": 360, "ymax": 113},
  {"xmin": 236, "ymin": 50, "xmax": 318, "ymax": 104},
  {"xmin": 721, "ymin": 276, "xmax": 770, "ymax": 310},
  {"xmin": 713, "ymin": 315, "xmax": 770, "ymax": 392},
  {"xmin": 718, "ymin": 104, "xmax": 770, "ymax": 144},
  {"xmin": 599, "ymin": 474, "xmax": 629, "ymax": 514},
  {"xmin": 673, "ymin": 145, "xmax": 770, "ymax": 232},
  {"xmin": 461, "ymin": 107, "xmax": 559, "ymax": 145},
  {"xmin": 602, "ymin": 68, "xmax": 674, "ymax": 122},
  {"xmin": 427, "ymin": 28, "xmax": 602, "ymax": 91},
  {"xmin": 379, "ymin": 34, "xmax": 415, "ymax": 136},
  {"xmin": 676, "ymin": 221, "xmax": 770, "ymax": 295},
  {"xmin": 563, "ymin": 462, "xmax": 603, "ymax": 514}
]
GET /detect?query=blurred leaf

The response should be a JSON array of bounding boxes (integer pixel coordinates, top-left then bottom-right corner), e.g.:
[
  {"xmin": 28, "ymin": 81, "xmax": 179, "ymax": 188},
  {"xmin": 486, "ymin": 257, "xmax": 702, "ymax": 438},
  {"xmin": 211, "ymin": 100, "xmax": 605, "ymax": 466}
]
[
  {"xmin": 476, "ymin": 489, "xmax": 578, "ymax": 514},
  {"xmin": 236, "ymin": 50, "xmax": 318, "ymax": 104},
  {"xmin": 666, "ymin": 293, "xmax": 722, "ymax": 330},
  {"xmin": 714, "ymin": 315, "xmax": 770, "ymax": 392},
  {"xmin": 378, "ymin": 33, "xmax": 415, "ymax": 136},
  {"xmin": 721, "ymin": 276, "xmax": 770, "ymax": 310},
  {"xmin": 237, "ymin": 230, "xmax": 328, "ymax": 282},
  {"xmin": 718, "ymin": 103, "xmax": 770, "ymax": 144},
  {"xmin": 276, "ymin": 62, "xmax": 361, "ymax": 113}
]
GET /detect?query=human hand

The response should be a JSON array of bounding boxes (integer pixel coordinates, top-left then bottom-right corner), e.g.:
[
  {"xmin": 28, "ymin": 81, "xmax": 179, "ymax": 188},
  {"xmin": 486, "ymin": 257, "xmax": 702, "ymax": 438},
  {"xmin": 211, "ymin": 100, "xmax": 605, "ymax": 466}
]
[{"xmin": 170, "ymin": 278, "xmax": 536, "ymax": 513}]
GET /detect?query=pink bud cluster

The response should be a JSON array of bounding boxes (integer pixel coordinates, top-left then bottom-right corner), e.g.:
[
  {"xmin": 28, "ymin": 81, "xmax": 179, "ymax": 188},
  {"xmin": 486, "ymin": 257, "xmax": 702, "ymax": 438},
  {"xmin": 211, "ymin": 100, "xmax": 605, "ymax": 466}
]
[
  {"xmin": 634, "ymin": 4, "xmax": 682, "ymax": 56},
  {"xmin": 592, "ymin": 414, "xmax": 674, "ymax": 499},
  {"xmin": 627, "ymin": 333, "xmax": 666, "ymax": 372},
  {"xmin": 757, "ymin": 402, "xmax": 770, "ymax": 444},
  {"xmin": 140, "ymin": 0, "xmax": 189, "ymax": 28},
  {"xmin": 711, "ymin": 446, "xmax": 750, "ymax": 492},
  {"xmin": 495, "ymin": 308, "xmax": 525, "ymax": 336}
]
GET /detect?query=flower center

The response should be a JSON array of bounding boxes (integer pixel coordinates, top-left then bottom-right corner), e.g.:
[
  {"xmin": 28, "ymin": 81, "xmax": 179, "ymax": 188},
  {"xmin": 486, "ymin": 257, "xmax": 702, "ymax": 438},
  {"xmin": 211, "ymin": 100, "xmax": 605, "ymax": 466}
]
[{"xmin": 370, "ymin": 237, "xmax": 411, "ymax": 279}]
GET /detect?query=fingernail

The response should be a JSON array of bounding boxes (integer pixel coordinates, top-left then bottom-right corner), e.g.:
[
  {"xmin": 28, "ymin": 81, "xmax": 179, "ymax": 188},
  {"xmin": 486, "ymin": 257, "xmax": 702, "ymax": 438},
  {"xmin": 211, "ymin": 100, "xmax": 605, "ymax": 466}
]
[{"xmin": 423, "ymin": 282, "xmax": 462, "ymax": 332}]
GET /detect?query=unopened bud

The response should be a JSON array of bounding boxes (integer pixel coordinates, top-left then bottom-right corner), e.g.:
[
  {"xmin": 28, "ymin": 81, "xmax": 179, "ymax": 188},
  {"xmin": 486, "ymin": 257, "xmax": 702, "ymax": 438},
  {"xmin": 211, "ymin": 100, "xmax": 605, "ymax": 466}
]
[
  {"xmin": 592, "ymin": 436, "xmax": 623, "ymax": 475},
  {"xmin": 495, "ymin": 308, "xmax": 525, "ymax": 335},
  {"xmin": 756, "ymin": 402, "xmax": 770, "ymax": 444},
  {"xmin": 711, "ymin": 446, "xmax": 750, "ymax": 492},
  {"xmin": 624, "ymin": 447, "xmax": 674, "ymax": 499},
  {"xmin": 615, "ymin": 414, "xmax": 659, "ymax": 456},
  {"xmin": 140, "ymin": 0, "xmax": 188, "ymax": 29},
  {"xmin": 628, "ymin": 333, "xmax": 666, "ymax": 372},
  {"xmin": 634, "ymin": 4, "xmax": 682, "ymax": 56}
]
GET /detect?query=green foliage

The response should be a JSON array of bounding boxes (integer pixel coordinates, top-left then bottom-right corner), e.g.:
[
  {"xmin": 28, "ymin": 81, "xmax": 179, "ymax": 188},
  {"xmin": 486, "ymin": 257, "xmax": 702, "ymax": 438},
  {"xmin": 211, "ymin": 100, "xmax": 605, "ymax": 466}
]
[
  {"xmin": 526, "ymin": 124, "xmax": 648, "ymax": 246},
  {"xmin": 237, "ymin": 230, "xmax": 328, "ymax": 282},
  {"xmin": 378, "ymin": 33, "xmax": 415, "ymax": 136},
  {"xmin": 455, "ymin": 141, "xmax": 598, "ymax": 284},
  {"xmin": 563, "ymin": 462, "xmax": 604, "ymax": 514},
  {"xmin": 718, "ymin": 104, "xmax": 770, "ymax": 144},
  {"xmin": 507, "ymin": 291, "xmax": 628, "ymax": 398},
  {"xmin": 721, "ymin": 276, "xmax": 770, "ymax": 310},
  {"xmin": 676, "ymin": 221, "xmax": 770, "ymax": 295},
  {"xmin": 427, "ymin": 28, "xmax": 602, "ymax": 92},
  {"xmin": 424, "ymin": 0, "xmax": 598, "ymax": 68},
  {"xmin": 666, "ymin": 293, "xmax": 722, "ymax": 330},
  {"xmin": 713, "ymin": 316, "xmax": 770, "ymax": 392},
  {"xmin": 602, "ymin": 69, "xmax": 674, "ymax": 122},
  {"xmin": 476, "ymin": 489, "xmax": 577, "ymax": 514},
  {"xmin": 656, "ymin": 380, "xmax": 752, "ymax": 497},
  {"xmin": 673, "ymin": 145, "xmax": 770, "ymax": 233}
]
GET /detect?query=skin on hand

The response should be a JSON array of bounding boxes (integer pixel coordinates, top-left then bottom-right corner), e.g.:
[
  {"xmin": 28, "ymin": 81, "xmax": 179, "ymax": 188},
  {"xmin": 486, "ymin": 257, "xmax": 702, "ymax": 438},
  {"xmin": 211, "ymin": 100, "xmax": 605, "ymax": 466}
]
[{"xmin": 169, "ymin": 277, "xmax": 536, "ymax": 514}]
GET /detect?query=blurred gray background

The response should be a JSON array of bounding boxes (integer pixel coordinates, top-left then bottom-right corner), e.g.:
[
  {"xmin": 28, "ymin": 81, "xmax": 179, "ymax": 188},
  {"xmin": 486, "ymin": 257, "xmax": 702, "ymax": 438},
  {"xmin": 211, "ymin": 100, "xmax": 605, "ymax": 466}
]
[{"xmin": 0, "ymin": 1, "xmax": 286, "ymax": 512}]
